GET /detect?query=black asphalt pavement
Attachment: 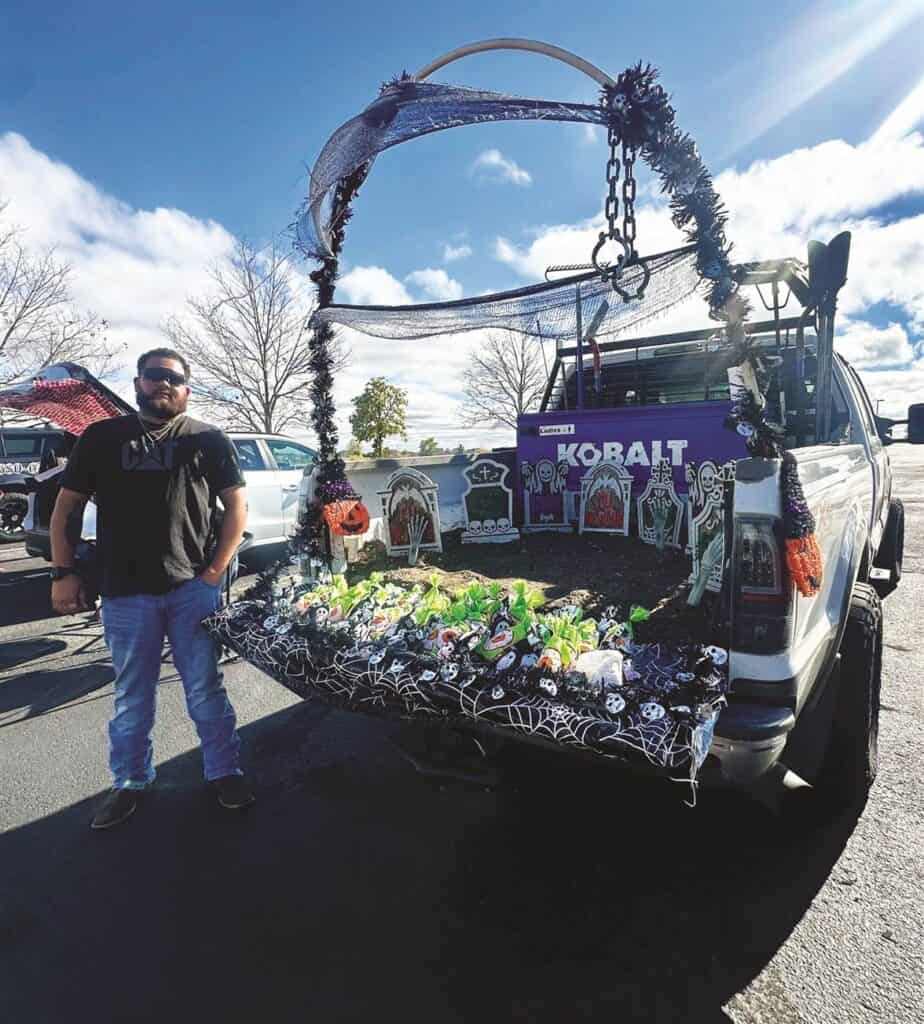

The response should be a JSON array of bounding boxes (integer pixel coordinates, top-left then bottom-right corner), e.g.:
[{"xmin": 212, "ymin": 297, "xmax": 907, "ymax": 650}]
[{"xmin": 1, "ymin": 447, "xmax": 922, "ymax": 1024}]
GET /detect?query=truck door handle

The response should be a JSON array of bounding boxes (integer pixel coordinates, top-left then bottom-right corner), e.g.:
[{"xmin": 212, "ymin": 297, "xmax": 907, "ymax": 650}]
[{"xmin": 281, "ymin": 484, "xmax": 299, "ymax": 492}]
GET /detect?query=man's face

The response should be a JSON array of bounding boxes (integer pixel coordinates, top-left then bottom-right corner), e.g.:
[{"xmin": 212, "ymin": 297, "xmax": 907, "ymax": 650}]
[{"xmin": 134, "ymin": 356, "xmax": 190, "ymax": 420}]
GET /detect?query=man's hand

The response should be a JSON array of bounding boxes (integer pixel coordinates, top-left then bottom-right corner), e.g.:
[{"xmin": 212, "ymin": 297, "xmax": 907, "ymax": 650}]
[
  {"xmin": 197, "ymin": 565, "xmax": 225, "ymax": 588},
  {"xmin": 51, "ymin": 575, "xmax": 92, "ymax": 615}
]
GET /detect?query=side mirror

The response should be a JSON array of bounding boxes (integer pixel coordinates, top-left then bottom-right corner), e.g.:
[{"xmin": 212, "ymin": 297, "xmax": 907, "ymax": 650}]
[{"xmin": 909, "ymin": 403, "xmax": 924, "ymax": 445}]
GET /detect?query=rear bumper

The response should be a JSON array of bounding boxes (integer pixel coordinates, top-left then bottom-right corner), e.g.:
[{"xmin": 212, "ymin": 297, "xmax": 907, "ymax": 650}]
[{"xmin": 709, "ymin": 702, "xmax": 795, "ymax": 784}]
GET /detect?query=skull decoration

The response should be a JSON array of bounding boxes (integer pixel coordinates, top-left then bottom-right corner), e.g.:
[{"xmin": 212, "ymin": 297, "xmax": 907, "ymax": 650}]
[
  {"xmin": 639, "ymin": 701, "xmax": 666, "ymax": 722},
  {"xmin": 483, "ymin": 519, "xmax": 497, "ymax": 534},
  {"xmin": 491, "ymin": 684, "xmax": 506, "ymax": 700},
  {"xmin": 440, "ymin": 662, "xmax": 459, "ymax": 682},
  {"xmin": 497, "ymin": 517, "xmax": 511, "ymax": 532},
  {"xmin": 419, "ymin": 669, "xmax": 438, "ymax": 683},
  {"xmin": 495, "ymin": 650, "xmax": 517, "ymax": 673},
  {"xmin": 604, "ymin": 693, "xmax": 626, "ymax": 715},
  {"xmin": 538, "ymin": 677, "xmax": 559, "ymax": 698},
  {"xmin": 468, "ymin": 521, "xmax": 483, "ymax": 536},
  {"xmin": 704, "ymin": 645, "xmax": 728, "ymax": 666},
  {"xmin": 263, "ymin": 615, "xmax": 279, "ymax": 630},
  {"xmin": 368, "ymin": 650, "xmax": 386, "ymax": 666}
]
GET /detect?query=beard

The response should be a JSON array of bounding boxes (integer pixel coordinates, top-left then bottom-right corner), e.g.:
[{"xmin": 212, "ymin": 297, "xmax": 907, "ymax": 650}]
[{"xmin": 135, "ymin": 384, "xmax": 189, "ymax": 421}]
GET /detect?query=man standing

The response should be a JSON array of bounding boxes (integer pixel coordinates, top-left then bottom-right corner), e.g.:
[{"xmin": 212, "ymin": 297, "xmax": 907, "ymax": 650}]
[{"xmin": 50, "ymin": 348, "xmax": 253, "ymax": 829}]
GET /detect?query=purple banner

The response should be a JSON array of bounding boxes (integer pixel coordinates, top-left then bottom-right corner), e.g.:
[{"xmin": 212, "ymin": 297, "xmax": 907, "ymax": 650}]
[{"xmin": 517, "ymin": 402, "xmax": 747, "ymax": 501}]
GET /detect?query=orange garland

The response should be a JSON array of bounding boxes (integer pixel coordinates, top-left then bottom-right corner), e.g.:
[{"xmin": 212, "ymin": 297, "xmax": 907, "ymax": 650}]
[{"xmin": 785, "ymin": 535, "xmax": 823, "ymax": 597}]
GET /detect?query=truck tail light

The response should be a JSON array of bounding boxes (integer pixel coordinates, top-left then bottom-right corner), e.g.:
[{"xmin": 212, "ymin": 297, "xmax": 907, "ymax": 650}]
[{"xmin": 732, "ymin": 516, "xmax": 793, "ymax": 653}]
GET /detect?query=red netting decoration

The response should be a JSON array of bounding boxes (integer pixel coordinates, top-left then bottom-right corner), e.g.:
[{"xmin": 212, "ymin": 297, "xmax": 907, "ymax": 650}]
[{"xmin": 0, "ymin": 378, "xmax": 124, "ymax": 435}]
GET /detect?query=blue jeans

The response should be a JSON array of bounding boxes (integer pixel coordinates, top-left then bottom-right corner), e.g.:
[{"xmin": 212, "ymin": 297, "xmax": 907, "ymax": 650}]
[{"xmin": 101, "ymin": 577, "xmax": 241, "ymax": 789}]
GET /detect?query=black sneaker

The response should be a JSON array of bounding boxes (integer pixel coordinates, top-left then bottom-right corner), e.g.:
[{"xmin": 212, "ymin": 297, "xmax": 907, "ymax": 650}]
[
  {"xmin": 213, "ymin": 774, "xmax": 256, "ymax": 810},
  {"xmin": 90, "ymin": 788, "xmax": 140, "ymax": 830}
]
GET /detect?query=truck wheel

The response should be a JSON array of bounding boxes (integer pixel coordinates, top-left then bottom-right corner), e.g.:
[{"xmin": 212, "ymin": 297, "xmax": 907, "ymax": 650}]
[
  {"xmin": 0, "ymin": 493, "xmax": 28, "ymax": 542},
  {"xmin": 818, "ymin": 582, "xmax": 882, "ymax": 809},
  {"xmin": 874, "ymin": 498, "xmax": 904, "ymax": 588}
]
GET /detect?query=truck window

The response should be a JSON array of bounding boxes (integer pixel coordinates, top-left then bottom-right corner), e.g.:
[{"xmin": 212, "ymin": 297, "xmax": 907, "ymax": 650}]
[
  {"xmin": 265, "ymin": 439, "xmax": 315, "ymax": 471},
  {"xmin": 232, "ymin": 439, "xmax": 267, "ymax": 472},
  {"xmin": 0, "ymin": 435, "xmax": 43, "ymax": 457}
]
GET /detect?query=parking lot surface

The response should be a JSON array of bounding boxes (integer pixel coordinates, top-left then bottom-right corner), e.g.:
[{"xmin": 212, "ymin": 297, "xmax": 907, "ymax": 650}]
[{"xmin": 1, "ymin": 446, "xmax": 922, "ymax": 1023}]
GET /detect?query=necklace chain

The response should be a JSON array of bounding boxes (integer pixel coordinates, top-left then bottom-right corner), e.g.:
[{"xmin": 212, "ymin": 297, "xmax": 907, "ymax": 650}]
[{"xmin": 137, "ymin": 413, "xmax": 181, "ymax": 449}]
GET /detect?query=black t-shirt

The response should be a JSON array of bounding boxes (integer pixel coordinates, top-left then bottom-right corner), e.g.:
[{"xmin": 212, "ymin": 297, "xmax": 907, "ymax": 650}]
[{"xmin": 61, "ymin": 414, "xmax": 245, "ymax": 597}]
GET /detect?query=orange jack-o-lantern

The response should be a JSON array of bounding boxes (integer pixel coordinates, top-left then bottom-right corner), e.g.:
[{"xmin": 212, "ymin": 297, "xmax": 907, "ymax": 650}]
[{"xmin": 323, "ymin": 499, "xmax": 370, "ymax": 536}]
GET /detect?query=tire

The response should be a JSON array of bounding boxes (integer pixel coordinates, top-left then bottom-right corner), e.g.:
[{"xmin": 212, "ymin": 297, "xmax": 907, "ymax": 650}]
[
  {"xmin": 875, "ymin": 498, "xmax": 904, "ymax": 588},
  {"xmin": 0, "ymin": 493, "xmax": 28, "ymax": 542},
  {"xmin": 817, "ymin": 582, "xmax": 882, "ymax": 809}
]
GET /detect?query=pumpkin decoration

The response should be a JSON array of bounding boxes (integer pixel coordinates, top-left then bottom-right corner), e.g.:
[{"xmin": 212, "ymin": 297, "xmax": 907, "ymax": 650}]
[{"xmin": 323, "ymin": 499, "xmax": 370, "ymax": 537}]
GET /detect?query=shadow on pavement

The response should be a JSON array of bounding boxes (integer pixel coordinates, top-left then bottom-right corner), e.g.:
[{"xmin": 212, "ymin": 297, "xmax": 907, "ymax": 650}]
[
  {"xmin": 0, "ymin": 563, "xmax": 53, "ymax": 627},
  {"xmin": 0, "ymin": 636, "xmax": 66, "ymax": 669},
  {"xmin": 0, "ymin": 662, "xmax": 115, "ymax": 723},
  {"xmin": 0, "ymin": 701, "xmax": 861, "ymax": 1024}
]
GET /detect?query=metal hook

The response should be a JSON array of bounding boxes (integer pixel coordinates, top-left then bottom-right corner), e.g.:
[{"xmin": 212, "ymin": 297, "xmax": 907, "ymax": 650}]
[
  {"xmin": 610, "ymin": 256, "xmax": 651, "ymax": 302},
  {"xmin": 591, "ymin": 231, "xmax": 632, "ymax": 279}
]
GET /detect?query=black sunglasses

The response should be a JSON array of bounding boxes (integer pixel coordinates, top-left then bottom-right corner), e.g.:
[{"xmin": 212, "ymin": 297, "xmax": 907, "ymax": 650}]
[{"xmin": 141, "ymin": 367, "xmax": 187, "ymax": 386}]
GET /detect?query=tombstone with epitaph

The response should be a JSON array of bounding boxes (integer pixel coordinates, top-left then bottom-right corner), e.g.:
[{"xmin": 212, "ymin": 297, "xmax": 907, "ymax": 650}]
[{"xmin": 462, "ymin": 458, "xmax": 519, "ymax": 543}]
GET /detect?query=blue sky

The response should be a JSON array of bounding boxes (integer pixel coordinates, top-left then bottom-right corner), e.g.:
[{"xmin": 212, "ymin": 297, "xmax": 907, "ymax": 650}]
[{"xmin": 2, "ymin": 0, "xmax": 924, "ymax": 443}]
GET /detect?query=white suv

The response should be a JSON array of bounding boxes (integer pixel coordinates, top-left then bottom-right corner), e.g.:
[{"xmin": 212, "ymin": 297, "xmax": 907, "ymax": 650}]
[{"xmin": 228, "ymin": 433, "xmax": 316, "ymax": 552}]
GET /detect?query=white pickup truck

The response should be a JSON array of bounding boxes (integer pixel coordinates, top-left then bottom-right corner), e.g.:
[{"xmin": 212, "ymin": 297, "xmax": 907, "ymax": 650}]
[{"xmin": 534, "ymin": 240, "xmax": 921, "ymax": 810}]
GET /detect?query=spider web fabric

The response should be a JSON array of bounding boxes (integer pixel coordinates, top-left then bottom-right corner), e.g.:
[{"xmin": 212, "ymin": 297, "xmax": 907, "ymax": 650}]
[
  {"xmin": 205, "ymin": 602, "xmax": 723, "ymax": 774},
  {"xmin": 297, "ymin": 80, "xmax": 610, "ymax": 257},
  {"xmin": 313, "ymin": 247, "xmax": 701, "ymax": 341}
]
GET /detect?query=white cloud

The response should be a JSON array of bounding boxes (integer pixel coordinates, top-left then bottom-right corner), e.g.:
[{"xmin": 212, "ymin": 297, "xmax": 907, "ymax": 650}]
[
  {"xmin": 0, "ymin": 132, "xmax": 236, "ymax": 400},
  {"xmin": 338, "ymin": 265, "xmax": 412, "ymax": 306},
  {"xmin": 834, "ymin": 320, "xmax": 916, "ymax": 368},
  {"xmin": 471, "ymin": 148, "xmax": 532, "ymax": 186},
  {"xmin": 442, "ymin": 242, "xmax": 472, "ymax": 262},
  {"xmin": 404, "ymin": 268, "xmax": 463, "ymax": 301}
]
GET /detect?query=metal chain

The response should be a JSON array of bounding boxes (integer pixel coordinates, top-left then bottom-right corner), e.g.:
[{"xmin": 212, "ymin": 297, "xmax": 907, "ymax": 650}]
[
  {"xmin": 622, "ymin": 141, "xmax": 637, "ymax": 256},
  {"xmin": 604, "ymin": 122, "xmax": 621, "ymax": 241}
]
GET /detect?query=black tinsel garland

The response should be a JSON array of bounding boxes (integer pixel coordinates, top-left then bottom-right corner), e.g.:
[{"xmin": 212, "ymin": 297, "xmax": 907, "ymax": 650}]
[
  {"xmin": 292, "ymin": 162, "xmax": 370, "ymax": 562},
  {"xmin": 601, "ymin": 63, "xmax": 748, "ymax": 324}
]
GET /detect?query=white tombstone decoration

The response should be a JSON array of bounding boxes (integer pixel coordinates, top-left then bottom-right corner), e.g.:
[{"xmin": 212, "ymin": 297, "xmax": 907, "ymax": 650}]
[
  {"xmin": 636, "ymin": 459, "xmax": 685, "ymax": 548},
  {"xmin": 462, "ymin": 458, "xmax": 519, "ymax": 544},
  {"xmin": 378, "ymin": 467, "xmax": 442, "ymax": 560},
  {"xmin": 578, "ymin": 461, "xmax": 632, "ymax": 536},
  {"xmin": 687, "ymin": 461, "xmax": 736, "ymax": 593}
]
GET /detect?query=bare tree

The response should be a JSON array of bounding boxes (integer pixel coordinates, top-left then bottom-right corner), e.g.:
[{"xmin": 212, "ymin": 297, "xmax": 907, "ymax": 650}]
[
  {"xmin": 0, "ymin": 201, "xmax": 120, "ymax": 385},
  {"xmin": 166, "ymin": 239, "xmax": 345, "ymax": 434},
  {"xmin": 461, "ymin": 329, "xmax": 548, "ymax": 430}
]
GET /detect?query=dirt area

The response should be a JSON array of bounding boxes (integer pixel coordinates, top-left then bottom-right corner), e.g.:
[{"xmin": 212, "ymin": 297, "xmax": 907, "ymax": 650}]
[{"xmin": 349, "ymin": 530, "xmax": 721, "ymax": 645}]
